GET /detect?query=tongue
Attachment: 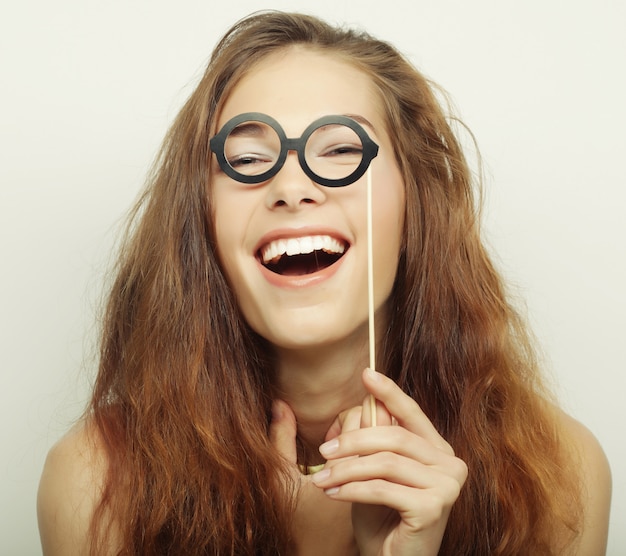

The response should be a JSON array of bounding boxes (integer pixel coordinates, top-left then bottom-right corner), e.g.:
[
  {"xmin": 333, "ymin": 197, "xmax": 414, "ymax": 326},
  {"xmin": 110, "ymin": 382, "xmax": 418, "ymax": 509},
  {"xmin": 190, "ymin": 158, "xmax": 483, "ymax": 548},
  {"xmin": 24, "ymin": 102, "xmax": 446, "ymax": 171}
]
[{"xmin": 267, "ymin": 251, "xmax": 342, "ymax": 276}]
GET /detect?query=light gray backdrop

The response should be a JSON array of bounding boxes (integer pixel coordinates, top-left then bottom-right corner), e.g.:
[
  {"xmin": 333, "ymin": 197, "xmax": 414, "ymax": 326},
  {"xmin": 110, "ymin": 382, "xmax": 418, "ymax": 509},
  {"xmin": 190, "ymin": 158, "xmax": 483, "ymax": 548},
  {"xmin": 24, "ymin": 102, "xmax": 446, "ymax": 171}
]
[{"xmin": 1, "ymin": 1, "xmax": 624, "ymax": 553}]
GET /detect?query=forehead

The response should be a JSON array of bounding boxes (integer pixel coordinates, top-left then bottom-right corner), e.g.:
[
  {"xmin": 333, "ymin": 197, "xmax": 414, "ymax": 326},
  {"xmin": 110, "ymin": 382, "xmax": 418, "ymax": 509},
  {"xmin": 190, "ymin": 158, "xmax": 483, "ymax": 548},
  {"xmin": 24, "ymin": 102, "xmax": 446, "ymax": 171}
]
[{"xmin": 216, "ymin": 47, "xmax": 383, "ymax": 135}]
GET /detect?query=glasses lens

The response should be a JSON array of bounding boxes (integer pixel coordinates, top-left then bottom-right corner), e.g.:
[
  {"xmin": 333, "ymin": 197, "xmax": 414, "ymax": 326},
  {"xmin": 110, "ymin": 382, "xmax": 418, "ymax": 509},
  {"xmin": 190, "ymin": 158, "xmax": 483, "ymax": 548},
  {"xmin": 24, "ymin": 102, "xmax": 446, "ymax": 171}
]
[
  {"xmin": 304, "ymin": 124, "xmax": 364, "ymax": 182},
  {"xmin": 223, "ymin": 120, "xmax": 281, "ymax": 177}
]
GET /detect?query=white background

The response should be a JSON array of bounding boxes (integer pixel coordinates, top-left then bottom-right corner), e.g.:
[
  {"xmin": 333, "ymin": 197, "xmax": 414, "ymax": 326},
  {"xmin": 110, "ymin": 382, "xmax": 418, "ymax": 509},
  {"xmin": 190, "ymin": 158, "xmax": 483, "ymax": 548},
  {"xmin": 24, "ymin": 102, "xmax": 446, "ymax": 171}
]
[{"xmin": 1, "ymin": 1, "xmax": 624, "ymax": 553}]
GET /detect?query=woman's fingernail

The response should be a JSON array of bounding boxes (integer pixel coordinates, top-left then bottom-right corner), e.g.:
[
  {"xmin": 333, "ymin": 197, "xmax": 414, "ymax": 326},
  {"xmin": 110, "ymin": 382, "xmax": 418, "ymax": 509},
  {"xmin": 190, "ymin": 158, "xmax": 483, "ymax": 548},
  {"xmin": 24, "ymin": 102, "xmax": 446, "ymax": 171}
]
[
  {"xmin": 366, "ymin": 367, "xmax": 380, "ymax": 381},
  {"xmin": 324, "ymin": 487, "xmax": 340, "ymax": 496},
  {"xmin": 311, "ymin": 468, "xmax": 331, "ymax": 484},
  {"xmin": 319, "ymin": 438, "xmax": 339, "ymax": 456}
]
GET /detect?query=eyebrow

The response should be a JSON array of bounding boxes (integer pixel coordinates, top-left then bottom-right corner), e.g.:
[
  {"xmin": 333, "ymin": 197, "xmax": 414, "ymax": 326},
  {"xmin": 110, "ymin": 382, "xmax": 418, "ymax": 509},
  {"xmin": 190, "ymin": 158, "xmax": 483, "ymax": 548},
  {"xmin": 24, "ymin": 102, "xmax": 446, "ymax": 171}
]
[
  {"xmin": 228, "ymin": 122, "xmax": 270, "ymax": 138},
  {"xmin": 342, "ymin": 114, "xmax": 377, "ymax": 135},
  {"xmin": 222, "ymin": 114, "xmax": 378, "ymax": 138}
]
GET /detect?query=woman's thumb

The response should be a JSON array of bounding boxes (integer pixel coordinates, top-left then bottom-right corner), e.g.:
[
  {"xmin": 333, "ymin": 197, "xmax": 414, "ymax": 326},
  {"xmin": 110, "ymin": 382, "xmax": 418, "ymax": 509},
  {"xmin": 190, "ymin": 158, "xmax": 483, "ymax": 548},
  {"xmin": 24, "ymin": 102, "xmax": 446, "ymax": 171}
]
[{"xmin": 269, "ymin": 399, "xmax": 298, "ymax": 464}]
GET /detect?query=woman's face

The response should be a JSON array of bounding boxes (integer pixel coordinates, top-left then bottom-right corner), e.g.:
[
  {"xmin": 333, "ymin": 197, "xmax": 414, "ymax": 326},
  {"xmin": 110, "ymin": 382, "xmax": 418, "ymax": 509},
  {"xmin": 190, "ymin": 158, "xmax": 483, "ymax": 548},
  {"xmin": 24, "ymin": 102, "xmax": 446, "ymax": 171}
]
[{"xmin": 211, "ymin": 48, "xmax": 405, "ymax": 351}]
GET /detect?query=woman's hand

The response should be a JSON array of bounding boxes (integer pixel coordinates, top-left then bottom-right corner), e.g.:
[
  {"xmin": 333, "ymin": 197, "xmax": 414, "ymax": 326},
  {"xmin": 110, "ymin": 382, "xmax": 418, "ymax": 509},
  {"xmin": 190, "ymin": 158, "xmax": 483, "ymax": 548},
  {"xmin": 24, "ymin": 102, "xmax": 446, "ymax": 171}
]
[
  {"xmin": 313, "ymin": 368, "xmax": 468, "ymax": 556},
  {"xmin": 269, "ymin": 399, "xmax": 358, "ymax": 555}
]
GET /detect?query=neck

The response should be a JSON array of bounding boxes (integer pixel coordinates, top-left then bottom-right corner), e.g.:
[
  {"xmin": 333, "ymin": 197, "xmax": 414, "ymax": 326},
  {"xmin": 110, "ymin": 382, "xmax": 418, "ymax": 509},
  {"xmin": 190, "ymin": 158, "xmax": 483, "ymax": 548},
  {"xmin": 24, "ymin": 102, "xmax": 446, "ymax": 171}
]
[{"xmin": 274, "ymin": 331, "xmax": 369, "ymax": 462}]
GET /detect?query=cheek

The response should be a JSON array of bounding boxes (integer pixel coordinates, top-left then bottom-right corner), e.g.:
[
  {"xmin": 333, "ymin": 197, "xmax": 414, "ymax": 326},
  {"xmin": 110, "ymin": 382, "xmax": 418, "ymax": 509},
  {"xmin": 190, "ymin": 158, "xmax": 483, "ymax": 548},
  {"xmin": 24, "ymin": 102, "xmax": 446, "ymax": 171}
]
[
  {"xmin": 211, "ymin": 185, "xmax": 247, "ymax": 276},
  {"xmin": 212, "ymin": 179, "xmax": 255, "ymax": 242},
  {"xmin": 368, "ymin": 161, "xmax": 405, "ymax": 308},
  {"xmin": 212, "ymin": 197, "xmax": 232, "ymax": 263},
  {"xmin": 373, "ymin": 163, "xmax": 405, "ymax": 250}
]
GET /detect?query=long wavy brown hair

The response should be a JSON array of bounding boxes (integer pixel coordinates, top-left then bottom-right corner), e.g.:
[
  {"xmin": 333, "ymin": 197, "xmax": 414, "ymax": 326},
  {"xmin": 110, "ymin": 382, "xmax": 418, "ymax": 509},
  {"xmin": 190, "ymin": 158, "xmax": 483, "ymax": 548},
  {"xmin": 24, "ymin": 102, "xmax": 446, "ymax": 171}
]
[{"xmin": 88, "ymin": 10, "xmax": 582, "ymax": 555}]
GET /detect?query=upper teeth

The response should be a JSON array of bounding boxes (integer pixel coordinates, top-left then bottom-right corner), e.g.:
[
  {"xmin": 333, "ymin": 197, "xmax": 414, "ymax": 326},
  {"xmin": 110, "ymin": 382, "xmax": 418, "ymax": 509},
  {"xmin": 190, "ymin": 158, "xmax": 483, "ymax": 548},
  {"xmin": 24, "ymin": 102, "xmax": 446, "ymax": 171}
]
[{"xmin": 260, "ymin": 235, "xmax": 346, "ymax": 264}]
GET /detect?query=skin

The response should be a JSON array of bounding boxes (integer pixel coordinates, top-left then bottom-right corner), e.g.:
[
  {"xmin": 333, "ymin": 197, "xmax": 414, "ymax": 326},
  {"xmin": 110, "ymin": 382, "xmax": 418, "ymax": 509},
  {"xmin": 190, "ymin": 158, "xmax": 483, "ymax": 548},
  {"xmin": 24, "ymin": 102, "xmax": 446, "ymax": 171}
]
[{"xmin": 37, "ymin": 47, "xmax": 612, "ymax": 555}]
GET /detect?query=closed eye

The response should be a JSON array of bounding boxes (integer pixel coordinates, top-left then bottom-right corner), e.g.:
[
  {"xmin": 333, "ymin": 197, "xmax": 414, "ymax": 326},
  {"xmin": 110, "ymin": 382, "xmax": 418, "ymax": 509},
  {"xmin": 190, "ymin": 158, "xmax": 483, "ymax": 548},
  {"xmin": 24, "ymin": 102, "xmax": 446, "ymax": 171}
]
[
  {"xmin": 322, "ymin": 144, "xmax": 362, "ymax": 155},
  {"xmin": 316, "ymin": 144, "xmax": 364, "ymax": 166},
  {"xmin": 228, "ymin": 153, "xmax": 274, "ymax": 168}
]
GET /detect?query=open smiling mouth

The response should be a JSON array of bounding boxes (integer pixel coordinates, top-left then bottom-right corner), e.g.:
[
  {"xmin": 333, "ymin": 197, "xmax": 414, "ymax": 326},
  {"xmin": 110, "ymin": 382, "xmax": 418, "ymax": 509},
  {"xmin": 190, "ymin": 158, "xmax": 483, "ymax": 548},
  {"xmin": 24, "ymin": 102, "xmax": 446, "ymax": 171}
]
[{"xmin": 258, "ymin": 235, "xmax": 348, "ymax": 276}]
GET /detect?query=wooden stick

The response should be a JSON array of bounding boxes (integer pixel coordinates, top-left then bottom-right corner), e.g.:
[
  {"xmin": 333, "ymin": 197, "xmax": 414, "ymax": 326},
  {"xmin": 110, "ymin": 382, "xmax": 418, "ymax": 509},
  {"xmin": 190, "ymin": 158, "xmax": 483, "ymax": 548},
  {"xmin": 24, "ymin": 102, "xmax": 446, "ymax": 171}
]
[{"xmin": 367, "ymin": 167, "xmax": 377, "ymax": 427}]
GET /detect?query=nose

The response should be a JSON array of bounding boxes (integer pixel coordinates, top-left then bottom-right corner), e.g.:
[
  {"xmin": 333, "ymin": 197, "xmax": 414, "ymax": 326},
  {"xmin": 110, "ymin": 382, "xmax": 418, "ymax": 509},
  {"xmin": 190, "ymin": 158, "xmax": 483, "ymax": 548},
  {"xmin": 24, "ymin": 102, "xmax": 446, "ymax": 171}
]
[{"xmin": 264, "ymin": 152, "xmax": 327, "ymax": 210}]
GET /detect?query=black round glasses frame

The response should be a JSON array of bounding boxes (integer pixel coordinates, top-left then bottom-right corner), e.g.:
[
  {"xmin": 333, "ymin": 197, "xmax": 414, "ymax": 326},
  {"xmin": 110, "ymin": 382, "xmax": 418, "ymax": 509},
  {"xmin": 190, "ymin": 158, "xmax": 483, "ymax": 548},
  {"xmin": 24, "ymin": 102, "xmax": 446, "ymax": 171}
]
[{"xmin": 209, "ymin": 112, "xmax": 379, "ymax": 187}]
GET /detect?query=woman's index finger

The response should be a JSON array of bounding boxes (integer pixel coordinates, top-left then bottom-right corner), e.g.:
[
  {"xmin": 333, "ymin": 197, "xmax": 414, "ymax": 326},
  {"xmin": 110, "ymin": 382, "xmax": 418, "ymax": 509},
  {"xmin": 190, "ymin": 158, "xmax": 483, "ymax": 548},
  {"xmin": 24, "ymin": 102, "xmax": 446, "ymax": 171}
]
[{"xmin": 362, "ymin": 368, "xmax": 453, "ymax": 454}]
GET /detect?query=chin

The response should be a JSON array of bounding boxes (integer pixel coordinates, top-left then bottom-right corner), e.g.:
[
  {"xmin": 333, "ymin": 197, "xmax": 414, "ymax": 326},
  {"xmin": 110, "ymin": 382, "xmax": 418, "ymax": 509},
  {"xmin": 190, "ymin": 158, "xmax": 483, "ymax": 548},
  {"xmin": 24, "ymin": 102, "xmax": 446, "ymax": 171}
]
[{"xmin": 256, "ymin": 313, "xmax": 369, "ymax": 353}]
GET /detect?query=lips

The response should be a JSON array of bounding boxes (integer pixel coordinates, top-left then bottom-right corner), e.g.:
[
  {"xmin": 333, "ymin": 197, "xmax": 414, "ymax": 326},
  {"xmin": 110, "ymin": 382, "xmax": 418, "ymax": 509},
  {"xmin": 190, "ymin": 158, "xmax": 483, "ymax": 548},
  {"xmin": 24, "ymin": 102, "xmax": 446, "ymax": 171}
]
[{"xmin": 257, "ymin": 234, "xmax": 348, "ymax": 276}]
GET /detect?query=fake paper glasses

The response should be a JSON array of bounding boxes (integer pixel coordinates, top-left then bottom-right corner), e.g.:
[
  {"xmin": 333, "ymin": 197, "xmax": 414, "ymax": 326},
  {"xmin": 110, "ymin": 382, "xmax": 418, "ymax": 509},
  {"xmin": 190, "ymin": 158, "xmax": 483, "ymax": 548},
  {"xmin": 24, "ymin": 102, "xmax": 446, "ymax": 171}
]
[{"xmin": 209, "ymin": 112, "xmax": 379, "ymax": 187}]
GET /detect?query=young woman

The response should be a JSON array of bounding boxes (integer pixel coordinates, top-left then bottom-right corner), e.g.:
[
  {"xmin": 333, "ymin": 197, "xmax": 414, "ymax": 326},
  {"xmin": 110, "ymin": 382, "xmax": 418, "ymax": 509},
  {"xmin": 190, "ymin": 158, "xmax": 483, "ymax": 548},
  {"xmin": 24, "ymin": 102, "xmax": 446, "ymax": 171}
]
[{"xmin": 37, "ymin": 11, "xmax": 611, "ymax": 555}]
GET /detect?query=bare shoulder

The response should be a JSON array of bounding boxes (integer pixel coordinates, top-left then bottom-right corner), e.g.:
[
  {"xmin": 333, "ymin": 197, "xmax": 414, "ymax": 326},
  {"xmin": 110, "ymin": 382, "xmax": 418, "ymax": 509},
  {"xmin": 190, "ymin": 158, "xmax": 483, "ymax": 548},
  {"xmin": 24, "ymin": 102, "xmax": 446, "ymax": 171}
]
[
  {"xmin": 37, "ymin": 419, "xmax": 113, "ymax": 555},
  {"xmin": 556, "ymin": 408, "xmax": 612, "ymax": 555}
]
